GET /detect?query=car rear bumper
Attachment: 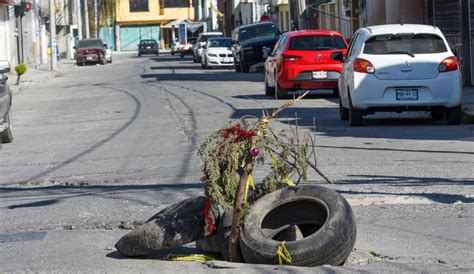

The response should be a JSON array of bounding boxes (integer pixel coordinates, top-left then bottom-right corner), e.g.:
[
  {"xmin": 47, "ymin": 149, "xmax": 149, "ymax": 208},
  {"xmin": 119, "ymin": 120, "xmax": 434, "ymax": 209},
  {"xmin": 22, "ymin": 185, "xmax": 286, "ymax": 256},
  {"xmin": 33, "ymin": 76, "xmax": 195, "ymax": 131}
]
[
  {"xmin": 280, "ymin": 70, "xmax": 340, "ymax": 90},
  {"xmin": 351, "ymin": 71, "xmax": 462, "ymax": 110},
  {"xmin": 139, "ymin": 49, "xmax": 159, "ymax": 54}
]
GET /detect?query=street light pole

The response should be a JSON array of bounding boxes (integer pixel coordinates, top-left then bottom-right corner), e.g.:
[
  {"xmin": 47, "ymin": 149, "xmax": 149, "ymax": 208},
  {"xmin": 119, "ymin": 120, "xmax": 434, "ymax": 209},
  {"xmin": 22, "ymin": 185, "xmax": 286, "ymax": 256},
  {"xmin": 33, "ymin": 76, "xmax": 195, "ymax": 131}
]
[{"xmin": 49, "ymin": 0, "xmax": 57, "ymax": 71}]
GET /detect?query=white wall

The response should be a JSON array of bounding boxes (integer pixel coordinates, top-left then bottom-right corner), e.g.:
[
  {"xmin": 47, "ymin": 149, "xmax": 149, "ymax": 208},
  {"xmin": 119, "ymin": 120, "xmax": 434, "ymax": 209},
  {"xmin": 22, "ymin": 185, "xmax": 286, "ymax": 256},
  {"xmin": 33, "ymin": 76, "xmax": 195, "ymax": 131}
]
[{"xmin": 0, "ymin": 6, "xmax": 18, "ymax": 66}]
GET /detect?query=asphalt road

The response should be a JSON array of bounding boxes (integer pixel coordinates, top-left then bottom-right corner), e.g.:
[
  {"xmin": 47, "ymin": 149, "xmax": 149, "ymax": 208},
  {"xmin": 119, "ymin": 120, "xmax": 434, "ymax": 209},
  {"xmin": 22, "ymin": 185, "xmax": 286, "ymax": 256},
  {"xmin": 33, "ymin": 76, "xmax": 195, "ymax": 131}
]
[{"xmin": 0, "ymin": 53, "xmax": 473, "ymax": 272}]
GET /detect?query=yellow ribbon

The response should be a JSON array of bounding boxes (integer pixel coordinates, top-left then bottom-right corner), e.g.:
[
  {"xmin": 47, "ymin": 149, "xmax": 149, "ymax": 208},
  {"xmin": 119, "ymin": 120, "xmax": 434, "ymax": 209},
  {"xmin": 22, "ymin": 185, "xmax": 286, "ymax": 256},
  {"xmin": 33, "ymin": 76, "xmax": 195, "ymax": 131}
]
[
  {"xmin": 163, "ymin": 254, "xmax": 215, "ymax": 263},
  {"xmin": 276, "ymin": 241, "xmax": 292, "ymax": 265},
  {"xmin": 244, "ymin": 173, "xmax": 255, "ymax": 200},
  {"xmin": 259, "ymin": 119, "xmax": 295, "ymax": 188}
]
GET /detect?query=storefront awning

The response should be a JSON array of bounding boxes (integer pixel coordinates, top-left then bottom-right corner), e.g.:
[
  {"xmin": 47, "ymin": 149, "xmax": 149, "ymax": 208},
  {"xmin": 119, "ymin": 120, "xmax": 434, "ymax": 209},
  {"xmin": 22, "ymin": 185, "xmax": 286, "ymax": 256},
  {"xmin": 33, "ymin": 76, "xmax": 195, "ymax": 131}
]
[{"xmin": 161, "ymin": 19, "xmax": 191, "ymax": 29}]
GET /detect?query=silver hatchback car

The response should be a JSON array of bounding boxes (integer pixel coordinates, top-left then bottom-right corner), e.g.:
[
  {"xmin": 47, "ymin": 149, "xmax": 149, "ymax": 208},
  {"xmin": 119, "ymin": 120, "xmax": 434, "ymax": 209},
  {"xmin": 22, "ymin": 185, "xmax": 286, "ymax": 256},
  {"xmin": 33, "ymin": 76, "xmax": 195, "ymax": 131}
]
[{"xmin": 0, "ymin": 60, "xmax": 13, "ymax": 144}]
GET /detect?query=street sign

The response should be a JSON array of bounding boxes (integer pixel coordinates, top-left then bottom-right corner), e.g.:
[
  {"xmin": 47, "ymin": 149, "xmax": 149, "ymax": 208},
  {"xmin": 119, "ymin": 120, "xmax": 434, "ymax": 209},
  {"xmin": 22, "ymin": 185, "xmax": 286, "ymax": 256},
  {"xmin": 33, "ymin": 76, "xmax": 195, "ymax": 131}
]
[{"xmin": 178, "ymin": 23, "xmax": 187, "ymax": 44}]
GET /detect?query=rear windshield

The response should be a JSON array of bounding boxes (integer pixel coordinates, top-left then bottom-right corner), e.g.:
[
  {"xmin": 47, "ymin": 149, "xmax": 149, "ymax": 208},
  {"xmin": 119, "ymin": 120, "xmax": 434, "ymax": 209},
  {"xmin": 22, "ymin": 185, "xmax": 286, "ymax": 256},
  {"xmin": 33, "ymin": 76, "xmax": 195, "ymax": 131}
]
[
  {"xmin": 77, "ymin": 40, "xmax": 103, "ymax": 48},
  {"xmin": 289, "ymin": 35, "xmax": 347, "ymax": 51},
  {"xmin": 140, "ymin": 40, "xmax": 157, "ymax": 45},
  {"xmin": 239, "ymin": 24, "xmax": 280, "ymax": 42},
  {"xmin": 208, "ymin": 39, "xmax": 232, "ymax": 48},
  {"xmin": 363, "ymin": 33, "xmax": 447, "ymax": 55}
]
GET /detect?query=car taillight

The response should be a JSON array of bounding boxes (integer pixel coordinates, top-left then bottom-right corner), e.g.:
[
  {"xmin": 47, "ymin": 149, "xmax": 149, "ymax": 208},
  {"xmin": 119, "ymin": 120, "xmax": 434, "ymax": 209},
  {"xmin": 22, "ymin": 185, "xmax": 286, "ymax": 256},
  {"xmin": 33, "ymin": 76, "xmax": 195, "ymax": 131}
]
[
  {"xmin": 354, "ymin": 58, "xmax": 375, "ymax": 74},
  {"xmin": 283, "ymin": 54, "xmax": 301, "ymax": 62},
  {"xmin": 438, "ymin": 56, "xmax": 458, "ymax": 72}
]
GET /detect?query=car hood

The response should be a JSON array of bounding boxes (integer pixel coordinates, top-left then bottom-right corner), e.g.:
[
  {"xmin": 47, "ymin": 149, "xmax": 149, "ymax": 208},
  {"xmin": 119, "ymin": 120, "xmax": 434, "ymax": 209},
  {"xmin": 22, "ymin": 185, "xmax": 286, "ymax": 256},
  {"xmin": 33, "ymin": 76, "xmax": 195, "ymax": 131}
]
[
  {"xmin": 207, "ymin": 47, "xmax": 232, "ymax": 54},
  {"xmin": 240, "ymin": 35, "xmax": 279, "ymax": 47}
]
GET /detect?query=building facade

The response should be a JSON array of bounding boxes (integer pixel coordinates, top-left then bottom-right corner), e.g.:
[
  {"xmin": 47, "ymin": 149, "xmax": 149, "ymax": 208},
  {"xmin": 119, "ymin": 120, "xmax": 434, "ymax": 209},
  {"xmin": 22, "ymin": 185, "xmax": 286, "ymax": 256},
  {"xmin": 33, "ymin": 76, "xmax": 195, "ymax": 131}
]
[{"xmin": 115, "ymin": 0, "xmax": 195, "ymax": 50}]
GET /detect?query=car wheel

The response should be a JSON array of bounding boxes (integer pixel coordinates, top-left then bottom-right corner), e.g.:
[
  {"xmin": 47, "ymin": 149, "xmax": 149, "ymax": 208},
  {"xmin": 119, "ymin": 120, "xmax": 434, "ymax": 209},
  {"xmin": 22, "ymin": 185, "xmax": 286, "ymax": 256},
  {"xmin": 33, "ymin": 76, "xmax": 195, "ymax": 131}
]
[
  {"xmin": 349, "ymin": 96, "xmax": 363, "ymax": 126},
  {"xmin": 264, "ymin": 77, "xmax": 275, "ymax": 96},
  {"xmin": 446, "ymin": 106, "xmax": 462, "ymax": 125},
  {"xmin": 171, "ymin": 52, "xmax": 175, "ymax": 56},
  {"xmin": 333, "ymin": 88, "xmax": 339, "ymax": 98},
  {"xmin": 193, "ymin": 56, "xmax": 198, "ymax": 63},
  {"xmin": 339, "ymin": 98, "xmax": 349, "ymax": 122},
  {"xmin": 275, "ymin": 77, "xmax": 288, "ymax": 99},
  {"xmin": 240, "ymin": 61, "xmax": 249, "ymax": 73},
  {"xmin": 431, "ymin": 110, "xmax": 444, "ymax": 120},
  {"xmin": 235, "ymin": 59, "xmax": 241, "ymax": 72},
  {"xmin": 239, "ymin": 185, "xmax": 357, "ymax": 266},
  {"xmin": 138, "ymin": 53, "xmax": 142, "ymax": 57},
  {"xmin": 2, "ymin": 109, "xmax": 13, "ymax": 143},
  {"xmin": 156, "ymin": 51, "xmax": 159, "ymax": 56}
]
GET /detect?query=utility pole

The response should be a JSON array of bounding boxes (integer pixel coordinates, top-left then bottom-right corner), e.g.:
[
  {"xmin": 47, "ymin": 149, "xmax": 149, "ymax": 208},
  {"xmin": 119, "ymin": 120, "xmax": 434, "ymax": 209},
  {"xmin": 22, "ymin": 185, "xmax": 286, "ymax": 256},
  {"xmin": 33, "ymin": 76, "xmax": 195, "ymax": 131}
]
[
  {"xmin": 49, "ymin": 0, "xmax": 57, "ymax": 70},
  {"xmin": 84, "ymin": 0, "xmax": 90, "ymax": 38},
  {"xmin": 76, "ymin": 0, "xmax": 83, "ymax": 39}
]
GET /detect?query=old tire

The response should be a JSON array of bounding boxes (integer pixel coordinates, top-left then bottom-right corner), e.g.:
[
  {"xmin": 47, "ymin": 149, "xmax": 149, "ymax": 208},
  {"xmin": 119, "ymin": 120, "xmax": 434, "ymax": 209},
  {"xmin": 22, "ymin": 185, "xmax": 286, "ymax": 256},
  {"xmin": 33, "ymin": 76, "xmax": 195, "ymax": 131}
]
[
  {"xmin": 265, "ymin": 77, "xmax": 275, "ymax": 97},
  {"xmin": 446, "ymin": 106, "xmax": 461, "ymax": 125},
  {"xmin": 239, "ymin": 185, "xmax": 356, "ymax": 266},
  {"xmin": 2, "ymin": 109, "xmax": 13, "ymax": 143},
  {"xmin": 115, "ymin": 197, "xmax": 220, "ymax": 257}
]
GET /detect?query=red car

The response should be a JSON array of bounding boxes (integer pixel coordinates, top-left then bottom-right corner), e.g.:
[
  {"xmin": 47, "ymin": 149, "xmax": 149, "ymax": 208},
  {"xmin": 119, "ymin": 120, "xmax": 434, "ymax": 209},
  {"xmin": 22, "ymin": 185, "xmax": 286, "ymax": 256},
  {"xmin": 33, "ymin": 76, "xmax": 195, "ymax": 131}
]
[
  {"xmin": 74, "ymin": 39, "xmax": 108, "ymax": 66},
  {"xmin": 264, "ymin": 30, "xmax": 348, "ymax": 99}
]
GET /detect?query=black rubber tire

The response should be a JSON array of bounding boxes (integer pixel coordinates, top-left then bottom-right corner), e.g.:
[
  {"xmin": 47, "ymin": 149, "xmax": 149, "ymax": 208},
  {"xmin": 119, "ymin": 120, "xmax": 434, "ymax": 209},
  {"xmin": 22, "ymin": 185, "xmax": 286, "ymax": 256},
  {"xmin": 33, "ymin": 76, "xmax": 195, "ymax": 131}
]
[
  {"xmin": 339, "ymin": 101, "xmax": 349, "ymax": 121},
  {"xmin": 115, "ymin": 197, "xmax": 220, "ymax": 257},
  {"xmin": 275, "ymin": 79, "xmax": 288, "ymax": 99},
  {"xmin": 446, "ymin": 106, "xmax": 462, "ymax": 125},
  {"xmin": 265, "ymin": 77, "xmax": 275, "ymax": 97},
  {"xmin": 193, "ymin": 56, "xmax": 198, "ymax": 63},
  {"xmin": 431, "ymin": 110, "xmax": 444, "ymax": 120},
  {"xmin": 240, "ymin": 61, "xmax": 249, "ymax": 73},
  {"xmin": 2, "ymin": 109, "xmax": 13, "ymax": 143},
  {"xmin": 349, "ymin": 96, "xmax": 363, "ymax": 126},
  {"xmin": 239, "ymin": 185, "xmax": 356, "ymax": 266},
  {"xmin": 332, "ymin": 88, "xmax": 339, "ymax": 98},
  {"xmin": 234, "ymin": 58, "xmax": 241, "ymax": 72},
  {"xmin": 156, "ymin": 52, "xmax": 159, "ymax": 56}
]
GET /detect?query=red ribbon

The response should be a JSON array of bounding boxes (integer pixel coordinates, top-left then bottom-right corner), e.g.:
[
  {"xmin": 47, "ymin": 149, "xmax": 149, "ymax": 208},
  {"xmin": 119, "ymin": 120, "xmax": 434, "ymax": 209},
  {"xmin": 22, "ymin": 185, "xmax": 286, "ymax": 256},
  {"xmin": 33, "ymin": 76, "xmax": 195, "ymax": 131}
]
[{"xmin": 203, "ymin": 197, "xmax": 217, "ymax": 235}]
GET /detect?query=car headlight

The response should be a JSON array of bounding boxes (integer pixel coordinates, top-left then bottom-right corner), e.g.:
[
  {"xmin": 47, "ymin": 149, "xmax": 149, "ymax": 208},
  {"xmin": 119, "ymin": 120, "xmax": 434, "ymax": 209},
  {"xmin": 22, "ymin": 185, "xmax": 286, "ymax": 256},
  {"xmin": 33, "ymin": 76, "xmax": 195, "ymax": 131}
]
[{"xmin": 208, "ymin": 53, "xmax": 217, "ymax": 57}]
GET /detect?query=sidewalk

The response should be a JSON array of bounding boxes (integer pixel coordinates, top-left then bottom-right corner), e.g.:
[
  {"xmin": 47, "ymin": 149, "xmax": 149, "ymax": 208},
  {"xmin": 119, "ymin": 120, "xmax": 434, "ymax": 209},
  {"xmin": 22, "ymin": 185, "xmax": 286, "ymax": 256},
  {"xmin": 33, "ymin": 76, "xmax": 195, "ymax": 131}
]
[{"xmin": 8, "ymin": 59, "xmax": 75, "ymax": 92}]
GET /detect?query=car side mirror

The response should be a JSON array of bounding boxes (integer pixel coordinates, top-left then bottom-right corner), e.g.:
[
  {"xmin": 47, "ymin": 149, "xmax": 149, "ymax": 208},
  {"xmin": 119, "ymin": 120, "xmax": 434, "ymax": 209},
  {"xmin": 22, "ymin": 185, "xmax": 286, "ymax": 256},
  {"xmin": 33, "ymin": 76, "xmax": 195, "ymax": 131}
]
[
  {"xmin": 331, "ymin": 51, "xmax": 345, "ymax": 62},
  {"xmin": 0, "ymin": 60, "xmax": 10, "ymax": 73},
  {"xmin": 262, "ymin": 47, "xmax": 272, "ymax": 59}
]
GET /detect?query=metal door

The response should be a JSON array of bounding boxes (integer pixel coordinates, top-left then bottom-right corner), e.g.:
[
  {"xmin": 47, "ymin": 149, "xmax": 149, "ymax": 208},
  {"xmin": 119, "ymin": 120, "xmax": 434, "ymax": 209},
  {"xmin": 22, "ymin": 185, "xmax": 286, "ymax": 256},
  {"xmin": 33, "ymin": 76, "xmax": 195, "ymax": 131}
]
[{"xmin": 120, "ymin": 25, "xmax": 160, "ymax": 51}]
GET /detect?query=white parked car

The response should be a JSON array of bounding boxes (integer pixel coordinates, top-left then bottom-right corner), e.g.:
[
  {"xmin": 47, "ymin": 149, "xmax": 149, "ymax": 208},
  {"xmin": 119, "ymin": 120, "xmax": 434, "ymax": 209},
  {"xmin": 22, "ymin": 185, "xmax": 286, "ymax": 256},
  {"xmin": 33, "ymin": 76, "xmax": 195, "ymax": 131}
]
[
  {"xmin": 193, "ymin": 32, "xmax": 223, "ymax": 63},
  {"xmin": 337, "ymin": 24, "xmax": 462, "ymax": 126},
  {"xmin": 105, "ymin": 45, "xmax": 112, "ymax": 63},
  {"xmin": 201, "ymin": 37, "xmax": 234, "ymax": 69},
  {"xmin": 0, "ymin": 60, "xmax": 13, "ymax": 143}
]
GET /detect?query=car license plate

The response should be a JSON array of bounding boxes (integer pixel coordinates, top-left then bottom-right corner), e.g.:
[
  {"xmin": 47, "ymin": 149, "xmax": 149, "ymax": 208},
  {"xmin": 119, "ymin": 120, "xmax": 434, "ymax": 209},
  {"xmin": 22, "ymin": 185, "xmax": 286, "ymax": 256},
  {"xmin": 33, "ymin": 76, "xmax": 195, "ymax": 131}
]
[
  {"xmin": 223, "ymin": 58, "xmax": 232, "ymax": 63},
  {"xmin": 396, "ymin": 88, "xmax": 418, "ymax": 101},
  {"xmin": 312, "ymin": 71, "xmax": 327, "ymax": 79},
  {"xmin": 87, "ymin": 56, "xmax": 93, "ymax": 60}
]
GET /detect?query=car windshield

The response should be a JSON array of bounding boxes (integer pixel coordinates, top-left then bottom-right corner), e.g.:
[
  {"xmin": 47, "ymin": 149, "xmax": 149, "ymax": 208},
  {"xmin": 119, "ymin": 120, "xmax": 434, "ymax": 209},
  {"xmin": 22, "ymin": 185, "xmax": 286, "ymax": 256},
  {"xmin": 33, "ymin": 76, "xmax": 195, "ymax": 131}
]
[
  {"xmin": 289, "ymin": 35, "xmax": 347, "ymax": 51},
  {"xmin": 140, "ymin": 40, "xmax": 157, "ymax": 45},
  {"xmin": 363, "ymin": 33, "xmax": 448, "ymax": 55},
  {"xmin": 208, "ymin": 39, "xmax": 232, "ymax": 48},
  {"xmin": 200, "ymin": 34, "xmax": 223, "ymax": 42},
  {"xmin": 239, "ymin": 24, "xmax": 279, "ymax": 42},
  {"xmin": 77, "ymin": 40, "xmax": 103, "ymax": 48}
]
